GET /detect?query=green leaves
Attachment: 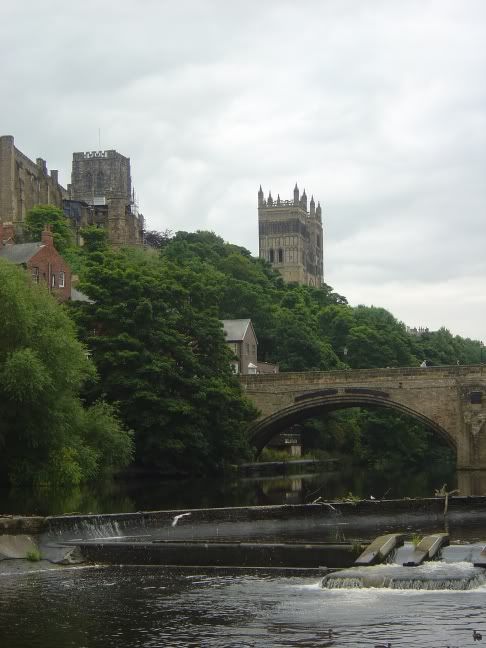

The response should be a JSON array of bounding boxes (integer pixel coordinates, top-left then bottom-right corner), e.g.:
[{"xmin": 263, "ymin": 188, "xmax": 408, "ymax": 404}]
[
  {"xmin": 72, "ymin": 244, "xmax": 257, "ymax": 475},
  {"xmin": 25, "ymin": 205, "xmax": 73, "ymax": 253},
  {"xmin": 0, "ymin": 260, "xmax": 133, "ymax": 486}
]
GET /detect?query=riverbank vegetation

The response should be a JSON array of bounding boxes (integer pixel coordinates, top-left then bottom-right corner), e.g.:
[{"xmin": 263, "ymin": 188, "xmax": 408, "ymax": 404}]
[
  {"xmin": 1, "ymin": 218, "xmax": 481, "ymax": 484},
  {"xmin": 0, "ymin": 260, "xmax": 133, "ymax": 486}
]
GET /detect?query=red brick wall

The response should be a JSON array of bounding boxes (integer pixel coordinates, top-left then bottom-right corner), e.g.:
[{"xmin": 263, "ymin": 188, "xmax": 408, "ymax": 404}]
[{"xmin": 27, "ymin": 244, "xmax": 71, "ymax": 302}]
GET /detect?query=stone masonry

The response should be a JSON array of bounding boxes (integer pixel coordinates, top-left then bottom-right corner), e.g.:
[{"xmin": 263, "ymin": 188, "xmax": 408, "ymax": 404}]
[
  {"xmin": 0, "ymin": 135, "xmax": 67, "ymax": 232},
  {"xmin": 258, "ymin": 183, "xmax": 323, "ymax": 286},
  {"xmin": 240, "ymin": 365, "xmax": 486, "ymax": 470},
  {"xmin": 69, "ymin": 150, "xmax": 143, "ymax": 246},
  {"xmin": 0, "ymin": 136, "xmax": 143, "ymax": 247}
]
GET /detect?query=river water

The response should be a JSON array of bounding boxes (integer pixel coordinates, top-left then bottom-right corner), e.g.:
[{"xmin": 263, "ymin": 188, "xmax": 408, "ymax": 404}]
[
  {"xmin": 2, "ymin": 468, "xmax": 486, "ymax": 647},
  {"xmin": 1, "ymin": 563, "xmax": 486, "ymax": 647},
  {"xmin": 2, "ymin": 464, "xmax": 481, "ymax": 516}
]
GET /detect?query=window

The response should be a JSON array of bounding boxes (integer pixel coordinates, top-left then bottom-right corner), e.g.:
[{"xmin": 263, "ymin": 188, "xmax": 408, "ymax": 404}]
[
  {"xmin": 246, "ymin": 343, "xmax": 250, "ymax": 355},
  {"xmin": 269, "ymin": 249, "xmax": 275, "ymax": 263},
  {"xmin": 252, "ymin": 344, "xmax": 256, "ymax": 355},
  {"xmin": 31, "ymin": 267, "xmax": 39, "ymax": 284},
  {"xmin": 51, "ymin": 274, "xmax": 56, "ymax": 288},
  {"xmin": 278, "ymin": 248, "xmax": 283, "ymax": 263},
  {"xmin": 59, "ymin": 271, "xmax": 65, "ymax": 288}
]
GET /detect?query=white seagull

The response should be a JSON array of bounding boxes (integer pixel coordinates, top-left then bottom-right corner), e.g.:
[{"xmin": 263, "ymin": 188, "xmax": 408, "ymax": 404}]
[{"xmin": 171, "ymin": 512, "xmax": 192, "ymax": 527}]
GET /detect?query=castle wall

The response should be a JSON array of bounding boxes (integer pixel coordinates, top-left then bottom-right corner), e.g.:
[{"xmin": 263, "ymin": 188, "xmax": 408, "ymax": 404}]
[
  {"xmin": 0, "ymin": 135, "xmax": 67, "ymax": 228},
  {"xmin": 69, "ymin": 150, "xmax": 143, "ymax": 246}
]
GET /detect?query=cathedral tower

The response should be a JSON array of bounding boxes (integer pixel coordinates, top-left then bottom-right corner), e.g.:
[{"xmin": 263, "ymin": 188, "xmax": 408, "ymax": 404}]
[{"xmin": 258, "ymin": 183, "xmax": 324, "ymax": 286}]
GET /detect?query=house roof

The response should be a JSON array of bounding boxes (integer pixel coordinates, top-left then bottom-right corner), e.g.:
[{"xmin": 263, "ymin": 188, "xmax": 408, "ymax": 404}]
[
  {"xmin": 222, "ymin": 318, "xmax": 257, "ymax": 343},
  {"xmin": 71, "ymin": 286, "xmax": 94, "ymax": 303},
  {"xmin": 0, "ymin": 242, "xmax": 43, "ymax": 264}
]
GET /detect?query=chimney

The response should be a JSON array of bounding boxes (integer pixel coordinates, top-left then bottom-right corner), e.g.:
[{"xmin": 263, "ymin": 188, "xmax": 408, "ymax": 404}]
[{"xmin": 41, "ymin": 224, "xmax": 54, "ymax": 247}]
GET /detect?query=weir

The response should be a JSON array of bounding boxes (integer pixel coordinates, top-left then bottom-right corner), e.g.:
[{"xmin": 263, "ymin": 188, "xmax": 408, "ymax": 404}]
[{"xmin": 3, "ymin": 499, "xmax": 486, "ymax": 575}]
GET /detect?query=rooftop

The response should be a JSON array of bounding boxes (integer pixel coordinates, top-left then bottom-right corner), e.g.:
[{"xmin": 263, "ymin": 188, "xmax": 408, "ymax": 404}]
[
  {"xmin": 222, "ymin": 318, "xmax": 256, "ymax": 342},
  {"xmin": 0, "ymin": 242, "xmax": 43, "ymax": 264}
]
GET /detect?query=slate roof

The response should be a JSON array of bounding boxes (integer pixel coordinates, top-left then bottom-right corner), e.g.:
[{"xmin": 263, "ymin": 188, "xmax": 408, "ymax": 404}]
[
  {"xmin": 71, "ymin": 286, "xmax": 95, "ymax": 304},
  {"xmin": 0, "ymin": 242, "xmax": 43, "ymax": 264},
  {"xmin": 222, "ymin": 318, "xmax": 257, "ymax": 343}
]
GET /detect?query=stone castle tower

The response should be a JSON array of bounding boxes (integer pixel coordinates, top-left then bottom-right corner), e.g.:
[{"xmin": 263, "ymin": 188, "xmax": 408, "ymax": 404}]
[
  {"xmin": 68, "ymin": 149, "xmax": 143, "ymax": 246},
  {"xmin": 258, "ymin": 183, "xmax": 323, "ymax": 286}
]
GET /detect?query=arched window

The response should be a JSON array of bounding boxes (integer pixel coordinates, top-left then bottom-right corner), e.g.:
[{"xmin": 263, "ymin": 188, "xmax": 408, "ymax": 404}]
[
  {"xmin": 269, "ymin": 249, "xmax": 275, "ymax": 263},
  {"xmin": 278, "ymin": 248, "xmax": 283, "ymax": 263}
]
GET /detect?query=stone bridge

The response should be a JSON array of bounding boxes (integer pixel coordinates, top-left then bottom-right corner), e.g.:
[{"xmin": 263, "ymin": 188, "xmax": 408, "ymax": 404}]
[{"xmin": 239, "ymin": 365, "xmax": 486, "ymax": 470}]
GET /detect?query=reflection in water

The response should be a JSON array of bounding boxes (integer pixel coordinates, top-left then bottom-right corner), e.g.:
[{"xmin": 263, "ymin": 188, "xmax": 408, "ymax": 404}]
[
  {"xmin": 457, "ymin": 470, "xmax": 486, "ymax": 498},
  {"xmin": 0, "ymin": 466, "xmax": 485, "ymax": 516}
]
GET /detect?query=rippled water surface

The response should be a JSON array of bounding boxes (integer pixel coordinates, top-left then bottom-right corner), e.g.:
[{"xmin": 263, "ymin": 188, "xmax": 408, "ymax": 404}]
[{"xmin": 1, "ymin": 565, "xmax": 485, "ymax": 647}]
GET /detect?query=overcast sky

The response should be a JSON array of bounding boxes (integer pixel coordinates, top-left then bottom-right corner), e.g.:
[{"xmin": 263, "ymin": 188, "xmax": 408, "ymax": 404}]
[{"xmin": 1, "ymin": 1, "xmax": 485, "ymax": 340}]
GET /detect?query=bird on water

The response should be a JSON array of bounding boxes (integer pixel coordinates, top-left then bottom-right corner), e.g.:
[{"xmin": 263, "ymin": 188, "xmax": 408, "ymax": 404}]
[{"xmin": 473, "ymin": 629, "xmax": 483, "ymax": 641}]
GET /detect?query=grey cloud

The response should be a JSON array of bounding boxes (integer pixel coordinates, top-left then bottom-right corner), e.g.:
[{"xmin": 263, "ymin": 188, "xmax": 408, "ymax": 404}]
[{"xmin": 1, "ymin": 0, "xmax": 486, "ymax": 339}]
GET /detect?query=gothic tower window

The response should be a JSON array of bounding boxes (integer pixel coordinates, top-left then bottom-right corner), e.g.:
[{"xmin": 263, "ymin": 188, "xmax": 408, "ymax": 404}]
[
  {"xmin": 278, "ymin": 248, "xmax": 283, "ymax": 263},
  {"xmin": 269, "ymin": 249, "xmax": 275, "ymax": 263}
]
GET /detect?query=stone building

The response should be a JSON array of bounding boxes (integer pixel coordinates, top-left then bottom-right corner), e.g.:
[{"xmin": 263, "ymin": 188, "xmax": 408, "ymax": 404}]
[
  {"xmin": 258, "ymin": 183, "xmax": 323, "ymax": 286},
  {"xmin": 67, "ymin": 149, "xmax": 144, "ymax": 246},
  {"xmin": 222, "ymin": 319, "xmax": 279, "ymax": 375},
  {"xmin": 0, "ymin": 136, "xmax": 143, "ymax": 247},
  {"xmin": 0, "ymin": 135, "xmax": 67, "ymax": 233},
  {"xmin": 222, "ymin": 319, "xmax": 258, "ymax": 375}
]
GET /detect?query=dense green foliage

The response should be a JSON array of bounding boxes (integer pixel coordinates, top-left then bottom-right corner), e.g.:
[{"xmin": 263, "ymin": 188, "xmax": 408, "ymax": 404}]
[
  {"xmin": 64, "ymin": 228, "xmax": 479, "ymax": 473},
  {"xmin": 68, "ymin": 229, "xmax": 481, "ymax": 474},
  {"xmin": 0, "ymin": 260, "xmax": 133, "ymax": 486},
  {"xmin": 25, "ymin": 205, "xmax": 73, "ymax": 253},
  {"xmin": 71, "ymin": 235, "xmax": 257, "ymax": 475},
  {"xmin": 5, "ymin": 222, "xmax": 478, "ymax": 482}
]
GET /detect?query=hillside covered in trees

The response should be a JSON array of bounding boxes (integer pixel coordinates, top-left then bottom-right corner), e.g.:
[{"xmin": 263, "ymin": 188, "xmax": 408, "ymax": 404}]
[
  {"xmin": 2, "ymin": 215, "xmax": 482, "ymax": 485},
  {"xmin": 71, "ymin": 228, "xmax": 480, "ymax": 475}
]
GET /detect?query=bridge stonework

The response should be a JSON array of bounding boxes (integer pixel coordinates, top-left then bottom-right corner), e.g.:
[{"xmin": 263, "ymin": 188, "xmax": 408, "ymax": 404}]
[{"xmin": 239, "ymin": 366, "xmax": 486, "ymax": 470}]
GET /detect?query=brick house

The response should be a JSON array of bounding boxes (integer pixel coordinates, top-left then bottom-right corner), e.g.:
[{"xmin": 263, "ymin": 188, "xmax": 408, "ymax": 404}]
[{"xmin": 0, "ymin": 222, "xmax": 72, "ymax": 302}]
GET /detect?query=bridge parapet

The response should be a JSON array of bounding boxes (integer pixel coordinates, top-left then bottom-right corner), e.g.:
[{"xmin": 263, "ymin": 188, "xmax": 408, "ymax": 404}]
[{"xmin": 240, "ymin": 365, "xmax": 486, "ymax": 470}]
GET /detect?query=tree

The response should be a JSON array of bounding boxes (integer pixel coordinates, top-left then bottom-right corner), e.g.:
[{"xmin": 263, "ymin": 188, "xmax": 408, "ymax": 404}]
[
  {"xmin": 0, "ymin": 259, "xmax": 133, "ymax": 486},
  {"xmin": 71, "ymin": 247, "xmax": 257, "ymax": 475},
  {"xmin": 25, "ymin": 204, "xmax": 73, "ymax": 252},
  {"xmin": 143, "ymin": 229, "xmax": 173, "ymax": 249}
]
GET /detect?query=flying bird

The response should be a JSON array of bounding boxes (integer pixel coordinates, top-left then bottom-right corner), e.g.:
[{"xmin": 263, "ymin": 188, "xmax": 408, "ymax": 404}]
[{"xmin": 171, "ymin": 512, "xmax": 192, "ymax": 527}]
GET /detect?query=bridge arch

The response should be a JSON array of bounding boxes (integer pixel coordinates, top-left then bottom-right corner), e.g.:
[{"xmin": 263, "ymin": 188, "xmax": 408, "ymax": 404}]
[{"xmin": 249, "ymin": 393, "xmax": 456, "ymax": 455}]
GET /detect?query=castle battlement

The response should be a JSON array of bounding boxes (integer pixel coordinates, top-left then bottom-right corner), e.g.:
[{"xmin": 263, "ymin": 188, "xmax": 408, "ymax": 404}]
[{"xmin": 73, "ymin": 150, "xmax": 127, "ymax": 160}]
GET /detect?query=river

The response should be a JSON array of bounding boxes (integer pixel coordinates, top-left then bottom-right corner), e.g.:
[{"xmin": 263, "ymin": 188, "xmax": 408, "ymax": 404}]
[
  {"xmin": 2, "ymin": 468, "xmax": 486, "ymax": 647},
  {"xmin": 1, "ymin": 563, "xmax": 485, "ymax": 647},
  {"xmin": 2, "ymin": 464, "xmax": 481, "ymax": 516}
]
